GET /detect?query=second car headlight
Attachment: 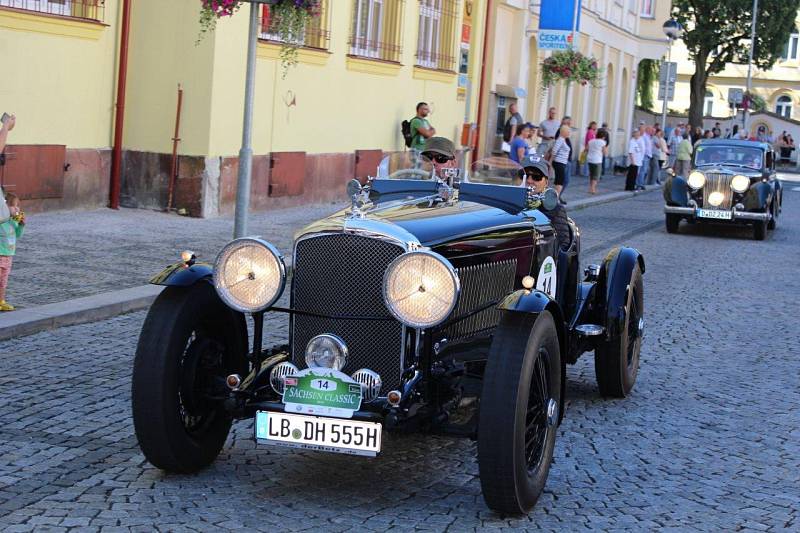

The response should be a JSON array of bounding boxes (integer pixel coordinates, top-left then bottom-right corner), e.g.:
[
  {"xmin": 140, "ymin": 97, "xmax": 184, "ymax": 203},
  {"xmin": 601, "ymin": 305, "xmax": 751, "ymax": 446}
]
[
  {"xmin": 213, "ymin": 238, "xmax": 286, "ymax": 313},
  {"xmin": 687, "ymin": 171, "xmax": 706, "ymax": 190},
  {"xmin": 383, "ymin": 251, "xmax": 460, "ymax": 329},
  {"xmin": 731, "ymin": 174, "xmax": 750, "ymax": 193}
]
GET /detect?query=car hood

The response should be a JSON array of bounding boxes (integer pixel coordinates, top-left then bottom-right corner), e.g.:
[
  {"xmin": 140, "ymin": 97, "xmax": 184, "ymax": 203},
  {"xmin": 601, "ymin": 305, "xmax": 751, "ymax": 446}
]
[{"xmin": 296, "ymin": 195, "xmax": 531, "ymax": 248}]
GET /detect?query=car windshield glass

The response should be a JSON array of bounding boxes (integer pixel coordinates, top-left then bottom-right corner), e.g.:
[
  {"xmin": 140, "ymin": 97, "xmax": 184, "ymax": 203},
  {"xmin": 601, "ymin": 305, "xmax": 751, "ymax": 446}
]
[
  {"xmin": 695, "ymin": 146, "xmax": 763, "ymax": 169},
  {"xmin": 468, "ymin": 157, "xmax": 525, "ymax": 186},
  {"xmin": 376, "ymin": 153, "xmax": 434, "ymax": 180}
]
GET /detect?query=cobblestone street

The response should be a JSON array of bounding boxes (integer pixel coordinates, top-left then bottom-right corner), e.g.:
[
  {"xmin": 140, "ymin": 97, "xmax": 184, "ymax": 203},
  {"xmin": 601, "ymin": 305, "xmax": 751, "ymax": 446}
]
[{"xmin": 1, "ymin": 186, "xmax": 799, "ymax": 531}]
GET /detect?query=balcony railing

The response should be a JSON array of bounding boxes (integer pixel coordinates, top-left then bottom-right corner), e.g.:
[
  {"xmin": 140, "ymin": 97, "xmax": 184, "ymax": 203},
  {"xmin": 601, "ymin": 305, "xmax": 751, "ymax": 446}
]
[
  {"xmin": 0, "ymin": 0, "xmax": 105, "ymax": 22},
  {"xmin": 259, "ymin": 3, "xmax": 330, "ymax": 50}
]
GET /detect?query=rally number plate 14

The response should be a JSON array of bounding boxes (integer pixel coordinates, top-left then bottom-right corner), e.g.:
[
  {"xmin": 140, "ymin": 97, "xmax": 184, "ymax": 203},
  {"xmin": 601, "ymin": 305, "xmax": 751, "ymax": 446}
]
[
  {"xmin": 697, "ymin": 208, "xmax": 732, "ymax": 220},
  {"xmin": 255, "ymin": 411, "xmax": 382, "ymax": 457}
]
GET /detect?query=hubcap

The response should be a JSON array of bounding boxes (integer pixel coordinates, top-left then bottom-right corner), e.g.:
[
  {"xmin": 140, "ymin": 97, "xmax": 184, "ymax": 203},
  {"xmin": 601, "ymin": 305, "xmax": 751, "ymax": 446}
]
[{"xmin": 546, "ymin": 398, "xmax": 558, "ymax": 427}]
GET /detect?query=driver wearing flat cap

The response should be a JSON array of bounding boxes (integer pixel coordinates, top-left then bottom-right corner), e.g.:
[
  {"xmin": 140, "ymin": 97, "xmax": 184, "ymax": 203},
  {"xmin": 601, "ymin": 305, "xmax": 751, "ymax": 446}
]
[{"xmin": 519, "ymin": 154, "xmax": 571, "ymax": 251}]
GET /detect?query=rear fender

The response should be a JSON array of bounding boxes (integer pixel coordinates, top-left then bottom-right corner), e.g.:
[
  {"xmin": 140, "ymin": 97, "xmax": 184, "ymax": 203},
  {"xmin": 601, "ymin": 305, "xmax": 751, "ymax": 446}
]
[
  {"xmin": 149, "ymin": 261, "xmax": 213, "ymax": 287},
  {"xmin": 597, "ymin": 247, "xmax": 645, "ymax": 342}
]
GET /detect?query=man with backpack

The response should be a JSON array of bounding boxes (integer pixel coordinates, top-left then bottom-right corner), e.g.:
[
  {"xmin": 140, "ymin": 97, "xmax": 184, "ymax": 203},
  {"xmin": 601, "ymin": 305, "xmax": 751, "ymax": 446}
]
[
  {"xmin": 502, "ymin": 102, "xmax": 525, "ymax": 153},
  {"xmin": 403, "ymin": 102, "xmax": 436, "ymax": 152}
]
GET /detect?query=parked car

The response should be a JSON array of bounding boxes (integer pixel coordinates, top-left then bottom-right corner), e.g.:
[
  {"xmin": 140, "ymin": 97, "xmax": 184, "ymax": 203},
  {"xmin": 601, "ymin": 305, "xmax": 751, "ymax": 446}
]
[
  {"xmin": 663, "ymin": 139, "xmax": 783, "ymax": 240},
  {"xmin": 132, "ymin": 154, "xmax": 645, "ymax": 515}
]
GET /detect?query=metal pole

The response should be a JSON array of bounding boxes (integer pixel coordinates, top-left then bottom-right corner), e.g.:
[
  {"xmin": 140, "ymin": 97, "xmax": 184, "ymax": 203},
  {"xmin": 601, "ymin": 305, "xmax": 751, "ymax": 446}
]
[
  {"xmin": 234, "ymin": 4, "xmax": 260, "ymax": 239},
  {"xmin": 564, "ymin": 0, "xmax": 580, "ymax": 110},
  {"xmin": 660, "ymin": 39, "xmax": 672, "ymax": 131},
  {"xmin": 744, "ymin": 0, "xmax": 758, "ymax": 133}
]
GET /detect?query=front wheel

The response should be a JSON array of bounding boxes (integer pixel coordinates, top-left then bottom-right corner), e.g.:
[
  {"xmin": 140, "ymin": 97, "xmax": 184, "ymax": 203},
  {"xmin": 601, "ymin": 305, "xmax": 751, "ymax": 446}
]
[
  {"xmin": 478, "ymin": 311, "xmax": 562, "ymax": 515},
  {"xmin": 665, "ymin": 214, "xmax": 680, "ymax": 234},
  {"xmin": 132, "ymin": 283, "xmax": 248, "ymax": 473},
  {"xmin": 767, "ymin": 201, "xmax": 777, "ymax": 230},
  {"xmin": 595, "ymin": 264, "xmax": 644, "ymax": 398},
  {"xmin": 753, "ymin": 219, "xmax": 767, "ymax": 241}
]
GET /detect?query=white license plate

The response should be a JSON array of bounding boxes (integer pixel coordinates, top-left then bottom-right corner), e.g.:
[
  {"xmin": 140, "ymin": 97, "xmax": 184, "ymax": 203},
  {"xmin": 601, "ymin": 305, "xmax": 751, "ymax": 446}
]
[
  {"xmin": 697, "ymin": 208, "xmax": 732, "ymax": 220},
  {"xmin": 255, "ymin": 411, "xmax": 382, "ymax": 457}
]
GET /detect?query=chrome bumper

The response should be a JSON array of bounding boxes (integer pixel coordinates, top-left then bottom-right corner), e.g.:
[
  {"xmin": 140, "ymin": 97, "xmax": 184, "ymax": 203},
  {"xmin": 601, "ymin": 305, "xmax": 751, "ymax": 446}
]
[{"xmin": 664, "ymin": 206, "xmax": 771, "ymax": 222}]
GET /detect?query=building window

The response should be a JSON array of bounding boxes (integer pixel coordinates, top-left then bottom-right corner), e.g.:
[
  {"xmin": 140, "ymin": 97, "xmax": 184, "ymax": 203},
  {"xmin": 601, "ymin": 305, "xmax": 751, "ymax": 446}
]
[
  {"xmin": 260, "ymin": 1, "xmax": 330, "ymax": 50},
  {"xmin": 640, "ymin": 0, "xmax": 655, "ymax": 17},
  {"xmin": 775, "ymin": 95, "xmax": 792, "ymax": 118},
  {"xmin": 349, "ymin": 0, "xmax": 405, "ymax": 63},
  {"xmin": 704, "ymin": 91, "xmax": 714, "ymax": 116},
  {"xmin": 416, "ymin": 0, "xmax": 458, "ymax": 71},
  {"xmin": 781, "ymin": 33, "xmax": 799, "ymax": 61},
  {"xmin": 0, "ymin": 0, "xmax": 104, "ymax": 22}
]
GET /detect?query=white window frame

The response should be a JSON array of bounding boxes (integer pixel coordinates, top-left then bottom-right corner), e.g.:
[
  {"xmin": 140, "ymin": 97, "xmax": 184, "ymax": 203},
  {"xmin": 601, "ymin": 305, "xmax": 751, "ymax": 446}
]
[
  {"xmin": 781, "ymin": 33, "xmax": 799, "ymax": 61},
  {"xmin": 417, "ymin": 0, "xmax": 443, "ymax": 69},
  {"xmin": 640, "ymin": 0, "xmax": 655, "ymax": 18},
  {"xmin": 704, "ymin": 91, "xmax": 714, "ymax": 116},
  {"xmin": 351, "ymin": 0, "xmax": 384, "ymax": 59},
  {"xmin": 776, "ymin": 96, "xmax": 792, "ymax": 119},
  {"xmin": 0, "ymin": 0, "xmax": 72, "ymax": 17}
]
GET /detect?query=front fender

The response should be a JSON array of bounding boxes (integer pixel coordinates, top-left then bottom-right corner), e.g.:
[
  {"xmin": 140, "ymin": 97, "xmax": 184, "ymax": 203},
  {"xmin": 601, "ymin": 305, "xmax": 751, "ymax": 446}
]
[
  {"xmin": 743, "ymin": 181, "xmax": 772, "ymax": 211},
  {"xmin": 597, "ymin": 247, "xmax": 645, "ymax": 342},
  {"xmin": 663, "ymin": 175, "xmax": 689, "ymax": 207},
  {"xmin": 149, "ymin": 261, "xmax": 213, "ymax": 287},
  {"xmin": 498, "ymin": 289, "xmax": 566, "ymax": 358}
]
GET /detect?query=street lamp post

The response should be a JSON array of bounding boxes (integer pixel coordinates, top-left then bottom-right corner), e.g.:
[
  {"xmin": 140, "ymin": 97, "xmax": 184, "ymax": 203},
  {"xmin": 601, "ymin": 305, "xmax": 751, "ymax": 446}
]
[
  {"xmin": 660, "ymin": 19, "xmax": 682, "ymax": 132},
  {"xmin": 744, "ymin": 0, "xmax": 759, "ymax": 133}
]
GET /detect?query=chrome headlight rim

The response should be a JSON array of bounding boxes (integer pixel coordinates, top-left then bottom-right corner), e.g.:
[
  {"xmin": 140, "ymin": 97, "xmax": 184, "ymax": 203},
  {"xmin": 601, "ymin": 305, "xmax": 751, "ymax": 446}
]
[
  {"xmin": 687, "ymin": 171, "xmax": 706, "ymax": 190},
  {"xmin": 730, "ymin": 174, "xmax": 750, "ymax": 194},
  {"xmin": 212, "ymin": 237, "xmax": 286, "ymax": 314},
  {"xmin": 305, "ymin": 333, "xmax": 348, "ymax": 371},
  {"xmin": 382, "ymin": 250, "xmax": 461, "ymax": 329}
]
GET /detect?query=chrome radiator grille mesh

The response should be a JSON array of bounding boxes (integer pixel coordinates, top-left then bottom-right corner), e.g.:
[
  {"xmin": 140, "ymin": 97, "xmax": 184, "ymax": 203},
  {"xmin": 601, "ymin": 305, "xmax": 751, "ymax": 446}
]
[
  {"xmin": 702, "ymin": 173, "xmax": 733, "ymax": 209},
  {"xmin": 441, "ymin": 259, "xmax": 517, "ymax": 341},
  {"xmin": 291, "ymin": 234, "xmax": 405, "ymax": 393}
]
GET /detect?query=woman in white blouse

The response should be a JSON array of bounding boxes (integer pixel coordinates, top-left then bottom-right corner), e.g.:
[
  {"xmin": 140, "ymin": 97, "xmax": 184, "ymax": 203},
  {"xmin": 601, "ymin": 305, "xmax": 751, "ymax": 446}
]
[
  {"xmin": 586, "ymin": 129, "xmax": 608, "ymax": 194},
  {"xmin": 549, "ymin": 125, "xmax": 572, "ymax": 200}
]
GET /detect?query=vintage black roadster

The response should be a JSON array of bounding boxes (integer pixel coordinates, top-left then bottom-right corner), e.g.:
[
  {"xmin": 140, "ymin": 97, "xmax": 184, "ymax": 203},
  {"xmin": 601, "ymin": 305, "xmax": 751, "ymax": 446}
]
[
  {"xmin": 663, "ymin": 139, "xmax": 783, "ymax": 240},
  {"xmin": 132, "ymin": 154, "xmax": 645, "ymax": 514}
]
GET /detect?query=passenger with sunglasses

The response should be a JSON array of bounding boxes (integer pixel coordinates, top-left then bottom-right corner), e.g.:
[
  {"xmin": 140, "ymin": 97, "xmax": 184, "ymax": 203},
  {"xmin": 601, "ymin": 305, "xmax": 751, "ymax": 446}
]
[
  {"xmin": 519, "ymin": 155, "xmax": 571, "ymax": 251},
  {"xmin": 421, "ymin": 136, "xmax": 457, "ymax": 178}
]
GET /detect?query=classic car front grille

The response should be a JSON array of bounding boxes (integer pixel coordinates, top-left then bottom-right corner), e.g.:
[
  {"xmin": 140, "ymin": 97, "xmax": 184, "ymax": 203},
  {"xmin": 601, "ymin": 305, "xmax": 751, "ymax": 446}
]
[
  {"xmin": 442, "ymin": 259, "xmax": 517, "ymax": 341},
  {"xmin": 702, "ymin": 173, "xmax": 734, "ymax": 210},
  {"xmin": 291, "ymin": 234, "xmax": 405, "ymax": 393}
]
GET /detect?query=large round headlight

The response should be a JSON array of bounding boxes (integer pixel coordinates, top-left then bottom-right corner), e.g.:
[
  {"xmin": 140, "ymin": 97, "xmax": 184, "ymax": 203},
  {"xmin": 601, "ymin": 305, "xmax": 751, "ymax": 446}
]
[
  {"xmin": 213, "ymin": 238, "xmax": 286, "ymax": 313},
  {"xmin": 707, "ymin": 191, "xmax": 725, "ymax": 207},
  {"xmin": 687, "ymin": 171, "xmax": 706, "ymax": 190},
  {"xmin": 383, "ymin": 251, "xmax": 460, "ymax": 329},
  {"xmin": 306, "ymin": 334, "xmax": 348, "ymax": 371},
  {"xmin": 731, "ymin": 175, "xmax": 750, "ymax": 193}
]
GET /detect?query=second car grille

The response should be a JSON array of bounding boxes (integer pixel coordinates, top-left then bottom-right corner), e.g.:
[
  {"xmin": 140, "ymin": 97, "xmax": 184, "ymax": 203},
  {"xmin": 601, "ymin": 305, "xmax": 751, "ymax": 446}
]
[
  {"xmin": 703, "ymin": 173, "xmax": 733, "ymax": 210},
  {"xmin": 291, "ymin": 234, "xmax": 405, "ymax": 394}
]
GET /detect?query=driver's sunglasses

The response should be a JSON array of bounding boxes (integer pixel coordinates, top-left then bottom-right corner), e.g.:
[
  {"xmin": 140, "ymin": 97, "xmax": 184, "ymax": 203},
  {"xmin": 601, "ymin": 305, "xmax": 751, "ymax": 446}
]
[
  {"xmin": 425, "ymin": 153, "xmax": 454, "ymax": 164},
  {"xmin": 526, "ymin": 171, "xmax": 545, "ymax": 181}
]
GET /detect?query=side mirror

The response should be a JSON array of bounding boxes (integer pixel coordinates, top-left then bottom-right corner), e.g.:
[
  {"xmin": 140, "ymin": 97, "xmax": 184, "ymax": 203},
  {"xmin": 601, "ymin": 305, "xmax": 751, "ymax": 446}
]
[{"xmin": 542, "ymin": 188, "xmax": 559, "ymax": 211}]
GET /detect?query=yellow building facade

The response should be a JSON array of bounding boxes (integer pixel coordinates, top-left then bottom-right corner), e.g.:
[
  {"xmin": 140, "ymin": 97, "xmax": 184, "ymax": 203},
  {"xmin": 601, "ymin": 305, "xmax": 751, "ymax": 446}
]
[{"xmin": 0, "ymin": 0, "xmax": 487, "ymax": 215}]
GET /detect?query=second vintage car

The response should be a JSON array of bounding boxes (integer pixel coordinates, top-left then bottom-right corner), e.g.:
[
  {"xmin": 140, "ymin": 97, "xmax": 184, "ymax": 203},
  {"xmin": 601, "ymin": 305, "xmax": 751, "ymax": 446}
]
[
  {"xmin": 663, "ymin": 139, "xmax": 783, "ymax": 240},
  {"xmin": 132, "ymin": 154, "xmax": 645, "ymax": 515}
]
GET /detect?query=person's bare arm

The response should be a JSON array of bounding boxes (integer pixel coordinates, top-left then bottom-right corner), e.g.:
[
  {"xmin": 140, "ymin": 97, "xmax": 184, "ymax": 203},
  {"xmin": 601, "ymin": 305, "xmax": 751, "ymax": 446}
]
[
  {"xmin": 0, "ymin": 115, "xmax": 16, "ymax": 153},
  {"xmin": 516, "ymin": 145, "xmax": 526, "ymax": 162},
  {"xmin": 417, "ymin": 124, "xmax": 436, "ymax": 139}
]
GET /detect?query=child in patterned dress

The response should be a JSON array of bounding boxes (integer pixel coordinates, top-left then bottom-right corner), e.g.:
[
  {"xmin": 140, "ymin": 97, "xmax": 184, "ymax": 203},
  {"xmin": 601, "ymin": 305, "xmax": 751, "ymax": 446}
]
[{"xmin": 0, "ymin": 192, "xmax": 25, "ymax": 311}]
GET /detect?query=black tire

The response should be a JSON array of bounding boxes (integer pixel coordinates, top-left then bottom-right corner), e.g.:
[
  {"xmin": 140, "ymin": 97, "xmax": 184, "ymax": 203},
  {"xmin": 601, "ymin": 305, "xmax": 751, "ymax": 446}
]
[
  {"xmin": 478, "ymin": 311, "xmax": 562, "ymax": 515},
  {"xmin": 132, "ymin": 283, "xmax": 248, "ymax": 473},
  {"xmin": 595, "ymin": 265, "xmax": 643, "ymax": 398},
  {"xmin": 665, "ymin": 214, "xmax": 680, "ymax": 234},
  {"xmin": 753, "ymin": 219, "xmax": 767, "ymax": 241}
]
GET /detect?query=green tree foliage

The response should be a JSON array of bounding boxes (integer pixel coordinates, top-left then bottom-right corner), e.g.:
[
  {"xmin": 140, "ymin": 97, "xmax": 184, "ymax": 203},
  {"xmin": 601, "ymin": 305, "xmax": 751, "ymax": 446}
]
[
  {"xmin": 671, "ymin": 0, "xmax": 800, "ymax": 127},
  {"xmin": 636, "ymin": 59, "xmax": 660, "ymax": 111}
]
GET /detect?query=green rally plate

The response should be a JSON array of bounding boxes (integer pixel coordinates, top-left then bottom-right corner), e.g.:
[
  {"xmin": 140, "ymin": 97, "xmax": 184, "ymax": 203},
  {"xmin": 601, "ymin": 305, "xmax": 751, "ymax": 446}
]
[{"xmin": 282, "ymin": 368, "xmax": 363, "ymax": 419}]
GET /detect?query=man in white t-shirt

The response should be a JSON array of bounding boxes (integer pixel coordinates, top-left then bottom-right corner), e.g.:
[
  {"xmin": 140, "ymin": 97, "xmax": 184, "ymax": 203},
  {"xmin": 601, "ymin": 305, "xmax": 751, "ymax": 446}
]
[
  {"xmin": 537, "ymin": 107, "xmax": 561, "ymax": 156},
  {"xmin": 626, "ymin": 130, "xmax": 643, "ymax": 191},
  {"xmin": 636, "ymin": 123, "xmax": 652, "ymax": 190}
]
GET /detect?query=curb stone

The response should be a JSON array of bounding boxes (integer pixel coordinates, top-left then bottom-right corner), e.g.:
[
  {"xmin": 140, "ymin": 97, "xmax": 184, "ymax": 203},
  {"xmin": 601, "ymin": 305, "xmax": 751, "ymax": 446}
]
[{"xmin": 0, "ymin": 186, "xmax": 658, "ymax": 342}]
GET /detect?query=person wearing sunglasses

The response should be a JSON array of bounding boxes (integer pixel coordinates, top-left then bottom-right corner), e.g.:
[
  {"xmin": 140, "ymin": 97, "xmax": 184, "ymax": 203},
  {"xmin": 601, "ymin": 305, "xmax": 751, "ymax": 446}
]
[
  {"xmin": 421, "ymin": 136, "xmax": 457, "ymax": 178},
  {"xmin": 519, "ymin": 154, "xmax": 571, "ymax": 251}
]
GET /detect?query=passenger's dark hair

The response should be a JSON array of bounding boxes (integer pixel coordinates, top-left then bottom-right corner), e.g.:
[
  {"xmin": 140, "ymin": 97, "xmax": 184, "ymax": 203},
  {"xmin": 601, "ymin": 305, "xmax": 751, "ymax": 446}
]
[{"xmin": 416, "ymin": 102, "xmax": 428, "ymax": 111}]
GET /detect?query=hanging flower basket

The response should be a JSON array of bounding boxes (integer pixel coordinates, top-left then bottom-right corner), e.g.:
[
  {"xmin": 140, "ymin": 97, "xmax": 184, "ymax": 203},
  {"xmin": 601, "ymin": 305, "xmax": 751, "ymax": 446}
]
[
  {"xmin": 198, "ymin": 0, "xmax": 322, "ymax": 77},
  {"xmin": 541, "ymin": 49, "xmax": 602, "ymax": 88}
]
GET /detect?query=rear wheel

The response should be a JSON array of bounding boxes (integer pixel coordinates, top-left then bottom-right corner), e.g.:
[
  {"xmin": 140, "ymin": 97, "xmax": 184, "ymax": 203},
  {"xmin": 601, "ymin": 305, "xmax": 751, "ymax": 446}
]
[
  {"xmin": 595, "ymin": 265, "xmax": 643, "ymax": 398},
  {"xmin": 478, "ymin": 312, "xmax": 561, "ymax": 515},
  {"xmin": 132, "ymin": 283, "xmax": 248, "ymax": 473},
  {"xmin": 665, "ymin": 214, "xmax": 680, "ymax": 234}
]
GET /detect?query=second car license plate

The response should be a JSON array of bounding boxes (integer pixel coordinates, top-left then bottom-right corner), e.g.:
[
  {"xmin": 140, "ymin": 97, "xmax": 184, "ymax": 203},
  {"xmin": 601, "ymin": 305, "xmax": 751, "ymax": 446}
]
[
  {"xmin": 697, "ymin": 208, "xmax": 732, "ymax": 220},
  {"xmin": 255, "ymin": 411, "xmax": 382, "ymax": 457}
]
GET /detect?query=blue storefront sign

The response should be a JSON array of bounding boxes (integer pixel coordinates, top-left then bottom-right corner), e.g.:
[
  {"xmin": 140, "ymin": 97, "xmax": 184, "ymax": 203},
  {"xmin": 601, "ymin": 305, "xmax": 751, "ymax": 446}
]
[{"xmin": 538, "ymin": 0, "xmax": 581, "ymax": 31}]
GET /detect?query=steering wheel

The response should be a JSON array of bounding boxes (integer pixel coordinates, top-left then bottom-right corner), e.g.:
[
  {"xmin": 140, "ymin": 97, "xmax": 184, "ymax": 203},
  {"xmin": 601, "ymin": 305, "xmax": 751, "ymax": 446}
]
[{"xmin": 389, "ymin": 168, "xmax": 432, "ymax": 180}]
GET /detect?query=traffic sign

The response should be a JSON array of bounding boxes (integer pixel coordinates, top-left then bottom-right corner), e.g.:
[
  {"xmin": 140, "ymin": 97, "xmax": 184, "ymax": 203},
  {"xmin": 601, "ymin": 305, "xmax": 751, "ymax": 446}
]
[
  {"xmin": 658, "ymin": 61, "xmax": 677, "ymax": 101},
  {"xmin": 728, "ymin": 88, "xmax": 743, "ymax": 105}
]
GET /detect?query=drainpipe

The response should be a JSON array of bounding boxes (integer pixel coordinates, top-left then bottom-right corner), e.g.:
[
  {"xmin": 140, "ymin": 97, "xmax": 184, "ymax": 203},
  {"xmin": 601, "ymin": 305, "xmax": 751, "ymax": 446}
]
[
  {"xmin": 473, "ymin": 0, "xmax": 492, "ymax": 164},
  {"xmin": 109, "ymin": 0, "xmax": 132, "ymax": 209}
]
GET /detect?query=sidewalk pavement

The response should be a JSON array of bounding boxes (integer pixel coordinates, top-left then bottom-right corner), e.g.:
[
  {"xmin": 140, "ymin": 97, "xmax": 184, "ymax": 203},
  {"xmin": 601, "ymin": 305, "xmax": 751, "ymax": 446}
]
[{"xmin": 0, "ymin": 172, "xmax": 654, "ymax": 340}]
